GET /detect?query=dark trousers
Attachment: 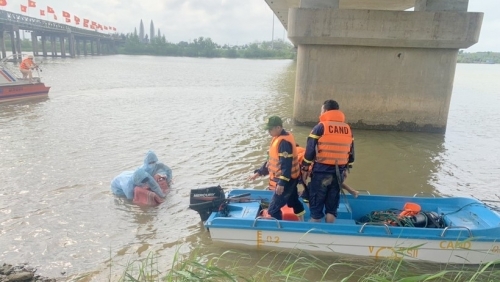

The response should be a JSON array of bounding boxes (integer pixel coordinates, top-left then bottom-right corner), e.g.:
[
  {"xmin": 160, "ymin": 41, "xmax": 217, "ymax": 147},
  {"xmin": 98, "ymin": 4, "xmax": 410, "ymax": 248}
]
[
  {"xmin": 308, "ymin": 172, "xmax": 343, "ymax": 220},
  {"xmin": 267, "ymin": 178, "xmax": 304, "ymax": 220}
]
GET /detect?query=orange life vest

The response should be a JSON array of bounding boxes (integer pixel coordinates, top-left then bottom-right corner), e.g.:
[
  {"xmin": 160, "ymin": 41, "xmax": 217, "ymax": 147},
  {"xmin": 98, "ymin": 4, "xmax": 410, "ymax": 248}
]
[
  {"xmin": 296, "ymin": 146, "xmax": 312, "ymax": 174},
  {"xmin": 267, "ymin": 133, "xmax": 300, "ymax": 189},
  {"xmin": 296, "ymin": 146, "xmax": 305, "ymax": 163},
  {"xmin": 316, "ymin": 110, "xmax": 353, "ymax": 166},
  {"xmin": 20, "ymin": 58, "xmax": 33, "ymax": 70}
]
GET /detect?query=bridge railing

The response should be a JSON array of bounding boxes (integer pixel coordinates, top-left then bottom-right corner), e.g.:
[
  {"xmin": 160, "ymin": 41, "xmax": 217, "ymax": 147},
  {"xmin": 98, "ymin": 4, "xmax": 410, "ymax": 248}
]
[{"xmin": 0, "ymin": 10, "xmax": 119, "ymax": 41}]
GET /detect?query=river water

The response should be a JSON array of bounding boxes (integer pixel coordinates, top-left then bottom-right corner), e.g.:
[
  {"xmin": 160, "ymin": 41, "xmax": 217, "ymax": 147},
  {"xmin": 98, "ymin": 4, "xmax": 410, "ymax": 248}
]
[{"xmin": 0, "ymin": 55, "xmax": 499, "ymax": 280}]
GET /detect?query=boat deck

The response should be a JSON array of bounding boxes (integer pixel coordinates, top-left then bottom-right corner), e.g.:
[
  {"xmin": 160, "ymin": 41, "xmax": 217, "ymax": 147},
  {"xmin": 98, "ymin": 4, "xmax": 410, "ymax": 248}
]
[
  {"xmin": 222, "ymin": 189, "xmax": 500, "ymax": 231},
  {"xmin": 438, "ymin": 207, "xmax": 493, "ymax": 229}
]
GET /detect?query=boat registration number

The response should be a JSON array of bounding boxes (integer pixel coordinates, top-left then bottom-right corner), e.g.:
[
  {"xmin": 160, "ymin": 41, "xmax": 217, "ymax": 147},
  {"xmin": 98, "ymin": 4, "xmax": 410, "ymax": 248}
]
[
  {"xmin": 256, "ymin": 231, "xmax": 280, "ymax": 247},
  {"xmin": 7, "ymin": 87, "xmax": 24, "ymax": 93}
]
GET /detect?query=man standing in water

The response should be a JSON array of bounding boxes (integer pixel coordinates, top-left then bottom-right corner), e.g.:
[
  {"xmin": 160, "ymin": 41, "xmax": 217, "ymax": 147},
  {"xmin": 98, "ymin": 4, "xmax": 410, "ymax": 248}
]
[
  {"xmin": 250, "ymin": 116, "xmax": 305, "ymax": 221},
  {"xmin": 301, "ymin": 100, "xmax": 354, "ymax": 223}
]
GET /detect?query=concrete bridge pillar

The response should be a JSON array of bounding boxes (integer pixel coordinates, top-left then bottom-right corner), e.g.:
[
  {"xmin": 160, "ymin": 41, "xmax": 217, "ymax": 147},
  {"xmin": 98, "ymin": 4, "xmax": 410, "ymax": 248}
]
[
  {"xmin": 41, "ymin": 35, "xmax": 47, "ymax": 57},
  {"xmin": 75, "ymin": 38, "xmax": 80, "ymax": 56},
  {"xmin": 60, "ymin": 36, "xmax": 66, "ymax": 57},
  {"xmin": 50, "ymin": 35, "xmax": 57, "ymax": 57},
  {"xmin": 14, "ymin": 29, "xmax": 21, "ymax": 60},
  {"xmin": 289, "ymin": 0, "xmax": 482, "ymax": 133},
  {"xmin": 83, "ymin": 39, "xmax": 88, "ymax": 56},
  {"xmin": 31, "ymin": 32, "xmax": 39, "ymax": 56},
  {"xmin": 68, "ymin": 34, "xmax": 76, "ymax": 58},
  {"xmin": 97, "ymin": 39, "xmax": 101, "ymax": 55},
  {"xmin": 8, "ymin": 29, "xmax": 16, "ymax": 60},
  {"xmin": 0, "ymin": 28, "xmax": 6, "ymax": 59}
]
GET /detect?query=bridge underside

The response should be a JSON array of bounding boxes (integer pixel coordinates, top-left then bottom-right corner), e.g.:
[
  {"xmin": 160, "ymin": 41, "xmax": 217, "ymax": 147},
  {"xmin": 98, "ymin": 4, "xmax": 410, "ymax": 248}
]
[
  {"xmin": 267, "ymin": 0, "xmax": 482, "ymax": 133},
  {"xmin": 266, "ymin": 0, "xmax": 415, "ymax": 30}
]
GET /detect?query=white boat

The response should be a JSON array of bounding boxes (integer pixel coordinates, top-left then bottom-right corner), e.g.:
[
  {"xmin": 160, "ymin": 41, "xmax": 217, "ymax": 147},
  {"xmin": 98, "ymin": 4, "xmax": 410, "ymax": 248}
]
[
  {"xmin": 189, "ymin": 186, "xmax": 500, "ymax": 265},
  {"xmin": 0, "ymin": 55, "xmax": 50, "ymax": 104}
]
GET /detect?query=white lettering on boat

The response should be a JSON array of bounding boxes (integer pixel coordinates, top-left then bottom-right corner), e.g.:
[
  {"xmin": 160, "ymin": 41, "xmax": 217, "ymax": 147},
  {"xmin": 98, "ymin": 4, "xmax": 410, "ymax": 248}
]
[
  {"xmin": 192, "ymin": 193, "xmax": 216, "ymax": 197},
  {"xmin": 439, "ymin": 241, "xmax": 471, "ymax": 250}
]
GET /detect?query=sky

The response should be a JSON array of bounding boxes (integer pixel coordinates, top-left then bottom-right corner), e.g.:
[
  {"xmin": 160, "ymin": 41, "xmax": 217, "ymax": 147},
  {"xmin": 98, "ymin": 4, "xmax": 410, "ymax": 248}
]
[{"xmin": 1, "ymin": 0, "xmax": 498, "ymax": 52}]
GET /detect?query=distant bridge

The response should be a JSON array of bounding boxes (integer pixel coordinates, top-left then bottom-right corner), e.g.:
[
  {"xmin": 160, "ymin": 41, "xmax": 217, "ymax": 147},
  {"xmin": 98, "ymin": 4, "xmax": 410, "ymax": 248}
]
[{"xmin": 0, "ymin": 10, "xmax": 124, "ymax": 60}]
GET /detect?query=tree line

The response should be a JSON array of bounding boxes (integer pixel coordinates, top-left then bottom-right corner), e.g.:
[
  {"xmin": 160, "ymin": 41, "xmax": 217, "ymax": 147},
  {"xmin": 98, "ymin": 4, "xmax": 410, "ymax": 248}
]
[
  {"xmin": 119, "ymin": 33, "xmax": 296, "ymax": 59},
  {"xmin": 457, "ymin": 50, "xmax": 499, "ymax": 64},
  {"xmin": 5, "ymin": 35, "xmax": 499, "ymax": 63}
]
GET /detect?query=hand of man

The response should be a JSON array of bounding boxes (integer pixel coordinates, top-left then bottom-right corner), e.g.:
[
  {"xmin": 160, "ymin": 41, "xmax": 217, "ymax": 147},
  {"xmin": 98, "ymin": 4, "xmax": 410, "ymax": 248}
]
[
  {"xmin": 247, "ymin": 173, "xmax": 259, "ymax": 181},
  {"xmin": 276, "ymin": 185, "xmax": 284, "ymax": 195},
  {"xmin": 301, "ymin": 171, "xmax": 310, "ymax": 185}
]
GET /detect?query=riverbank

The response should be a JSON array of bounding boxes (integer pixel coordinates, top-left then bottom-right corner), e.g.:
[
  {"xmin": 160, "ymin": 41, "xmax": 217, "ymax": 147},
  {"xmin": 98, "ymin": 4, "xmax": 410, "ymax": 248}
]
[
  {"xmin": 457, "ymin": 51, "xmax": 500, "ymax": 64},
  {"xmin": 0, "ymin": 263, "xmax": 58, "ymax": 282}
]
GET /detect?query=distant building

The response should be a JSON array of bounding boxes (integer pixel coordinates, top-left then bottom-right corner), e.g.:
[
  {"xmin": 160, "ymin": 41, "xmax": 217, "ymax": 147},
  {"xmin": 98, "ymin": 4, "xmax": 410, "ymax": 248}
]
[
  {"xmin": 136, "ymin": 19, "xmax": 161, "ymax": 43},
  {"xmin": 139, "ymin": 19, "xmax": 145, "ymax": 42},
  {"xmin": 150, "ymin": 20, "xmax": 155, "ymax": 41}
]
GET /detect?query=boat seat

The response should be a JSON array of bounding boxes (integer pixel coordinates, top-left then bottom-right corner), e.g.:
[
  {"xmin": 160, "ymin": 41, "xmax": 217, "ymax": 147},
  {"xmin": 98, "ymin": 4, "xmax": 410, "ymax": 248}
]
[
  {"xmin": 227, "ymin": 202, "xmax": 262, "ymax": 219},
  {"xmin": 333, "ymin": 219, "xmax": 356, "ymax": 225},
  {"xmin": 438, "ymin": 207, "xmax": 490, "ymax": 229}
]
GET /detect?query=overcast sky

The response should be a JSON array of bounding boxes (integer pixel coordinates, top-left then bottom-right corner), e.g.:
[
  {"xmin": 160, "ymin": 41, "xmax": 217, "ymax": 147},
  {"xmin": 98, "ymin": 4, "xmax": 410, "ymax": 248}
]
[{"xmin": 2, "ymin": 0, "xmax": 498, "ymax": 52}]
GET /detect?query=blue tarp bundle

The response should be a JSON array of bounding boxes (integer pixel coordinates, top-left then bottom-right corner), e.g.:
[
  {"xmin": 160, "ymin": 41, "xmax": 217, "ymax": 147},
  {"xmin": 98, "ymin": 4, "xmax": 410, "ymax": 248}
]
[{"xmin": 110, "ymin": 150, "xmax": 172, "ymax": 200}]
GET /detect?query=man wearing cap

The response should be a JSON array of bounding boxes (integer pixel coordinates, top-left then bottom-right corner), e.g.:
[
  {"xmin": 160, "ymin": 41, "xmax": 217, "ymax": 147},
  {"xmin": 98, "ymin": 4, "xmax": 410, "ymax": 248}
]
[
  {"xmin": 250, "ymin": 116, "xmax": 305, "ymax": 220},
  {"xmin": 19, "ymin": 55, "xmax": 37, "ymax": 82},
  {"xmin": 301, "ymin": 100, "xmax": 355, "ymax": 223}
]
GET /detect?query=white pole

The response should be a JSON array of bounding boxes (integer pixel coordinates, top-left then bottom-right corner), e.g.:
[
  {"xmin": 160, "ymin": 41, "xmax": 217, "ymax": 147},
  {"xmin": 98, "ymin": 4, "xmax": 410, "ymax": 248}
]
[{"xmin": 271, "ymin": 12, "xmax": 274, "ymax": 49}]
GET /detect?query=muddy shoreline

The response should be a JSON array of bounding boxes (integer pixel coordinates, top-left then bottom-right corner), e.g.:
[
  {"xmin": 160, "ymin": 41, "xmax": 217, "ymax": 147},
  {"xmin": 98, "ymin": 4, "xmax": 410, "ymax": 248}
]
[{"xmin": 0, "ymin": 263, "xmax": 59, "ymax": 282}]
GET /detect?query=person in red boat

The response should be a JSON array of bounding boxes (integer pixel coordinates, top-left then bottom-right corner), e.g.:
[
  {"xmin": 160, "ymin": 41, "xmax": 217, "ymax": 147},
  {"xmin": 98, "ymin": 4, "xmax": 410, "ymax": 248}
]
[{"xmin": 19, "ymin": 55, "xmax": 37, "ymax": 82}]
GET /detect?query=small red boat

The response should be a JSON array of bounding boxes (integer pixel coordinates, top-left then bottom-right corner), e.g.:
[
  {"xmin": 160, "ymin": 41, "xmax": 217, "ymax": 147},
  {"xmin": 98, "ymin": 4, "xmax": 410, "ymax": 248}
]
[{"xmin": 0, "ymin": 55, "xmax": 50, "ymax": 104}]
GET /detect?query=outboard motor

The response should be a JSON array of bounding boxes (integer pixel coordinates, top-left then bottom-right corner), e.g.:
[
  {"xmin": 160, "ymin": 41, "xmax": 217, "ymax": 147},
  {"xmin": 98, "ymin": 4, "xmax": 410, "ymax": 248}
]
[{"xmin": 189, "ymin": 185, "xmax": 225, "ymax": 221}]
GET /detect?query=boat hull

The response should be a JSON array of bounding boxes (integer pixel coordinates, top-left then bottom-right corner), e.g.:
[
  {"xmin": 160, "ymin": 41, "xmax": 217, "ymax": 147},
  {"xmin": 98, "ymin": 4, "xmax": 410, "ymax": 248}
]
[
  {"xmin": 0, "ymin": 83, "xmax": 50, "ymax": 103},
  {"xmin": 208, "ymin": 226, "xmax": 500, "ymax": 264},
  {"xmin": 201, "ymin": 189, "xmax": 500, "ymax": 265}
]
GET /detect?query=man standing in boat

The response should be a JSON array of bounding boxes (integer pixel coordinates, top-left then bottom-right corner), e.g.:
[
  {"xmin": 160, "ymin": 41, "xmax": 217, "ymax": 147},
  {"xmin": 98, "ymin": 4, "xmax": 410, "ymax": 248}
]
[
  {"xmin": 19, "ymin": 55, "xmax": 37, "ymax": 82},
  {"xmin": 301, "ymin": 100, "xmax": 355, "ymax": 223},
  {"xmin": 250, "ymin": 116, "xmax": 305, "ymax": 221}
]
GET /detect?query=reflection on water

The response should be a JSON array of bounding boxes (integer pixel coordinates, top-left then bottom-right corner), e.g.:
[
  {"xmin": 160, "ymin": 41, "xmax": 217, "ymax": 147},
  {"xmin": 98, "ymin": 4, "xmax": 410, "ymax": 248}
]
[{"xmin": 0, "ymin": 56, "xmax": 499, "ymax": 280}]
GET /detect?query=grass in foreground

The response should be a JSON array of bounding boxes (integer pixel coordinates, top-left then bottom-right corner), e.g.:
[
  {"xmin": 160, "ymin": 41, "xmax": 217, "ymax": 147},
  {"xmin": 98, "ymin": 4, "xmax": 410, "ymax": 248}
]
[{"xmin": 117, "ymin": 247, "xmax": 500, "ymax": 282}]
